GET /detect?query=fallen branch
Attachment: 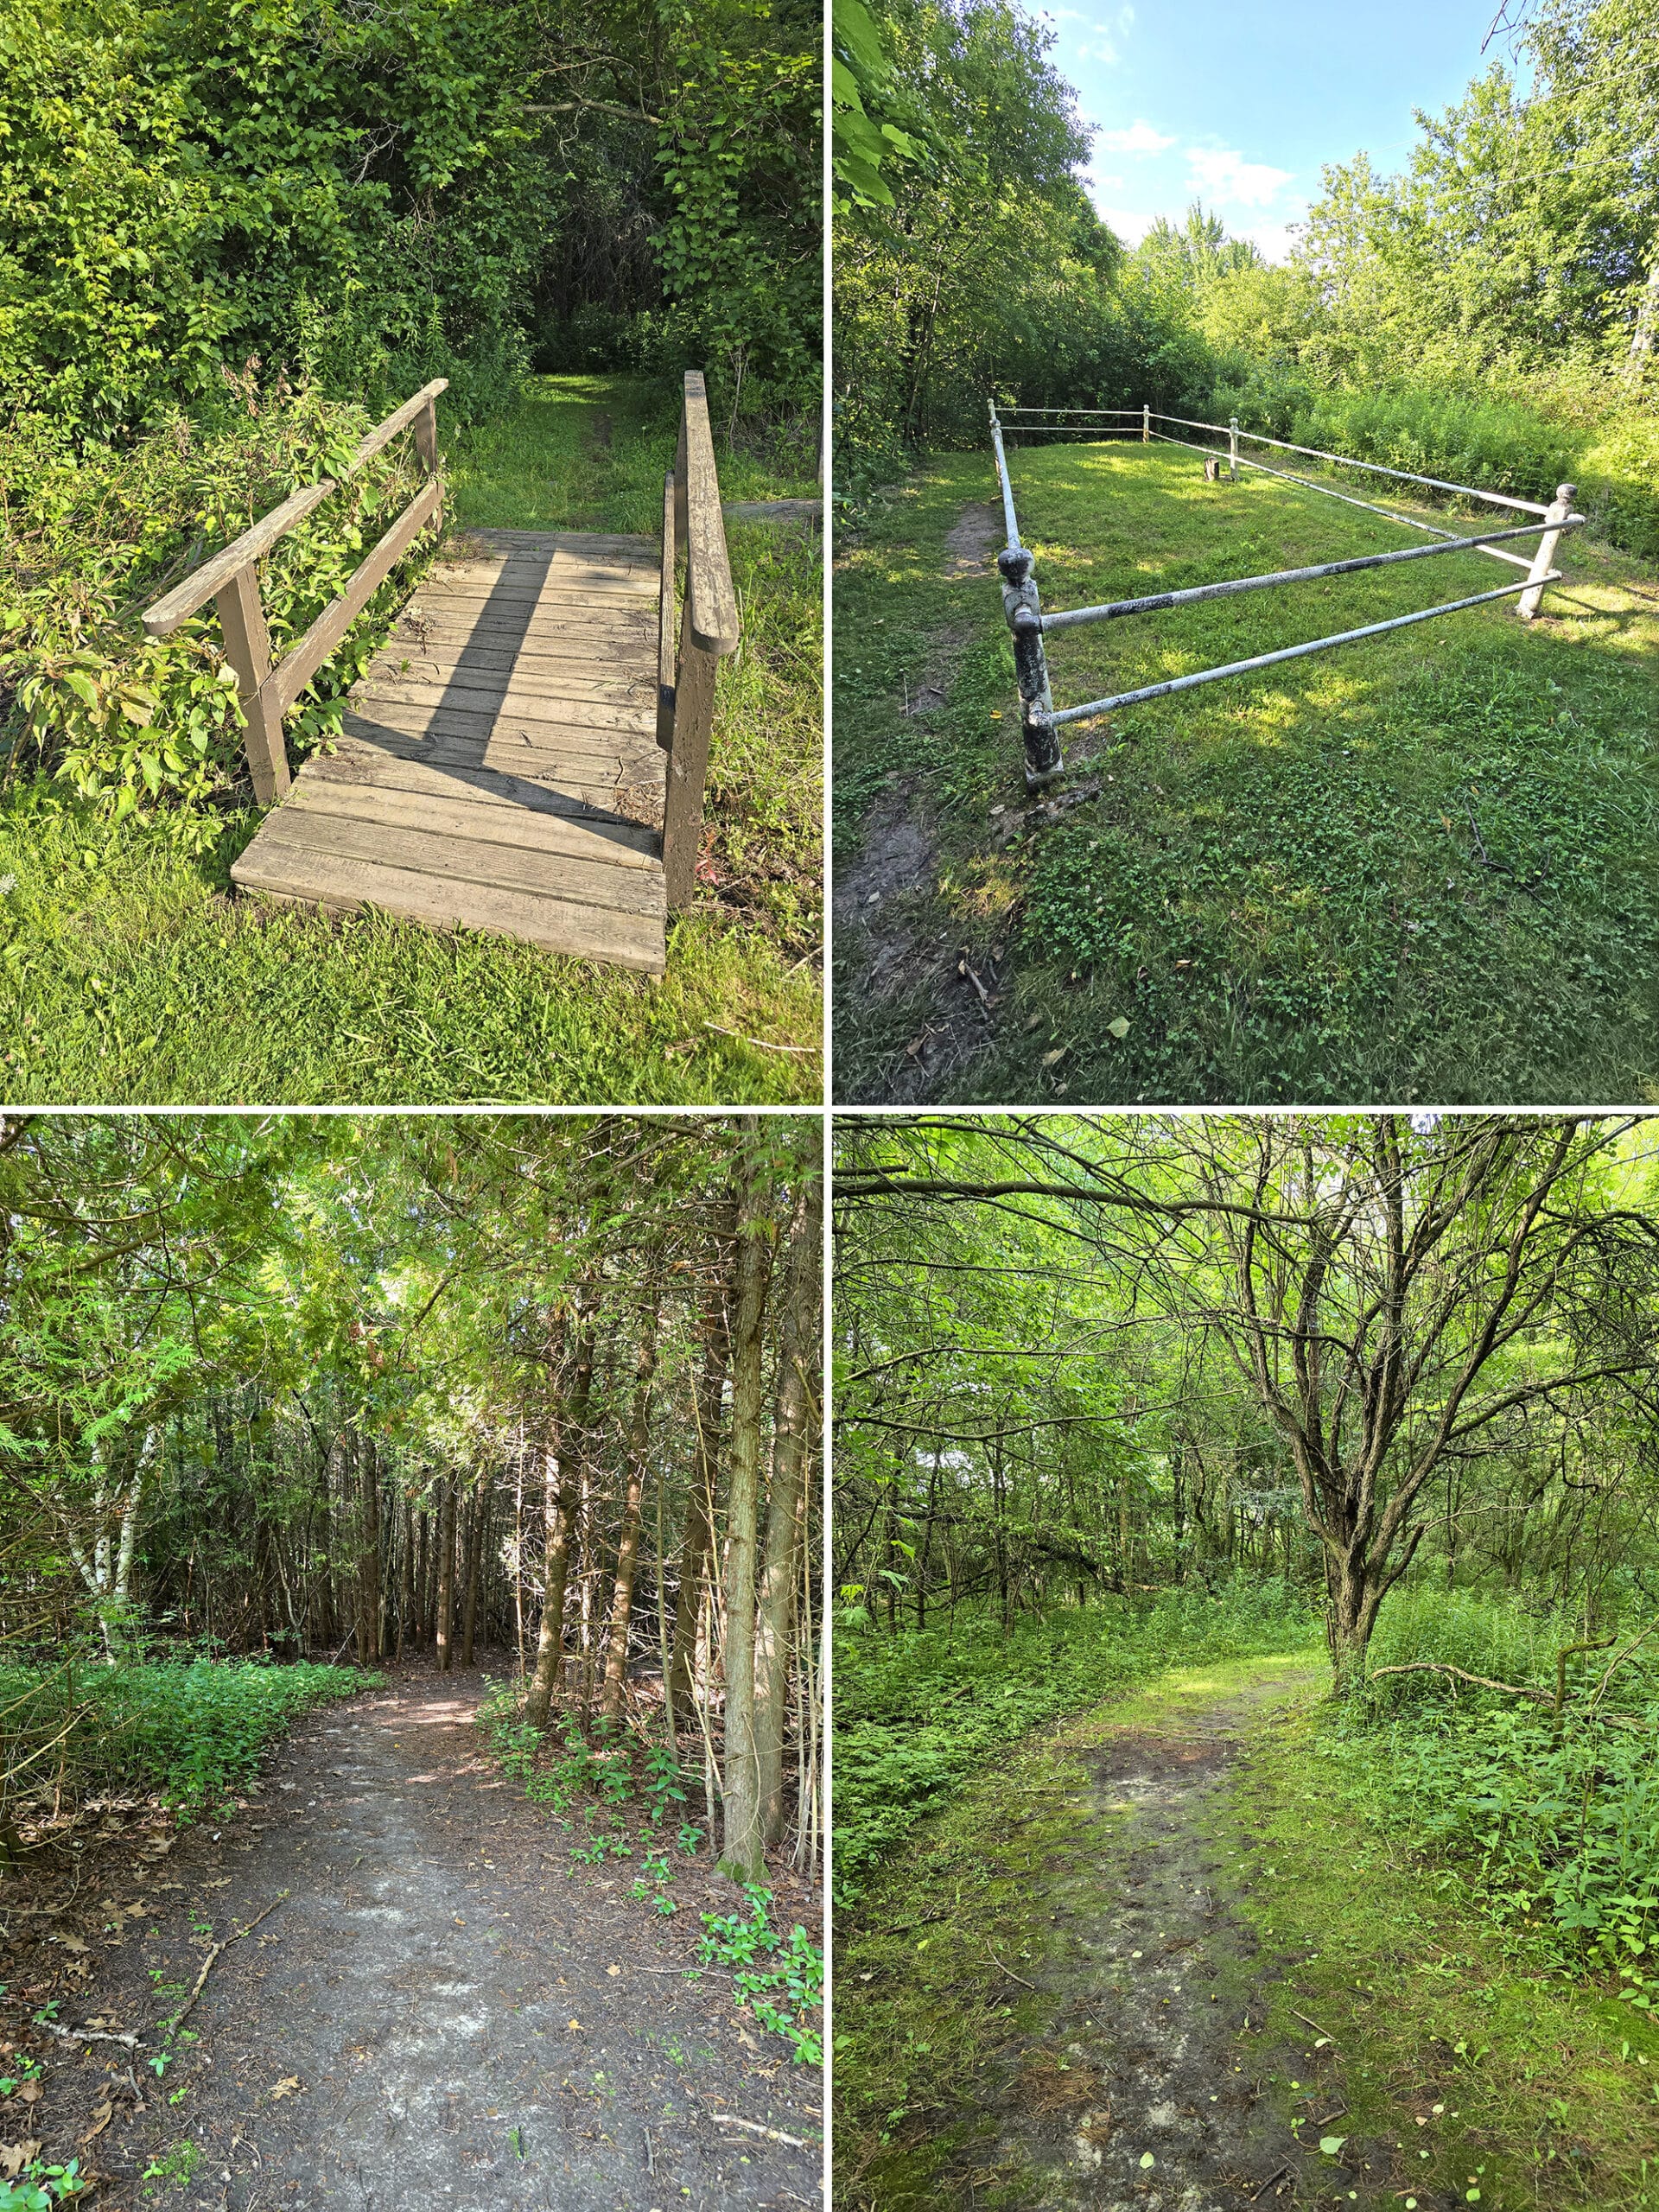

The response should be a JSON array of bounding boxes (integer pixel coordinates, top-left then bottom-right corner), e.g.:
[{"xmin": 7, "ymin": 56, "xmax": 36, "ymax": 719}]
[
  {"xmin": 170, "ymin": 1894, "xmax": 287, "ymax": 2031},
  {"xmin": 33, "ymin": 2020, "xmax": 138, "ymax": 2050},
  {"xmin": 984, "ymin": 1947, "xmax": 1035, "ymax": 1990},
  {"xmin": 1291, "ymin": 2008, "xmax": 1338, "ymax": 2046},
  {"xmin": 1367, "ymin": 1662, "xmax": 1549, "ymax": 1703},
  {"xmin": 1251, "ymin": 2166, "xmax": 1289, "ymax": 2202},
  {"xmin": 713, "ymin": 2114, "xmax": 807, "ymax": 2147},
  {"xmin": 702, "ymin": 1023, "xmax": 818, "ymax": 1058}
]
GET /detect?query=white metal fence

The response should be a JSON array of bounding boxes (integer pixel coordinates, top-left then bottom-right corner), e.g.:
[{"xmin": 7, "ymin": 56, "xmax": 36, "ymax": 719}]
[{"xmin": 988, "ymin": 402, "xmax": 1583, "ymax": 790}]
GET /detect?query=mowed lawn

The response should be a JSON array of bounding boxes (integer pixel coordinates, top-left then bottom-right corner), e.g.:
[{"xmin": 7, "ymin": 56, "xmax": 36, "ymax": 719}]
[
  {"xmin": 0, "ymin": 375, "xmax": 822, "ymax": 1106},
  {"xmin": 832, "ymin": 439, "xmax": 1659, "ymax": 1105}
]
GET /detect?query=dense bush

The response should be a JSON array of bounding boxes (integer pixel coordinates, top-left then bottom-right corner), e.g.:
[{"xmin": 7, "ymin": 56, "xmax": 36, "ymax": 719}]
[
  {"xmin": 0, "ymin": 388, "xmax": 436, "ymax": 822},
  {"xmin": 1338, "ymin": 1589, "xmax": 1659, "ymax": 1981},
  {"xmin": 0, "ymin": 1657, "xmax": 366, "ymax": 1815},
  {"xmin": 833, "ymin": 1578, "xmax": 1320, "ymax": 1899}
]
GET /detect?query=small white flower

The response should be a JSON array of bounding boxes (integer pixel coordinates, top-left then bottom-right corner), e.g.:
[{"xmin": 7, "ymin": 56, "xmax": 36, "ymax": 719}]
[{"xmin": 0, "ymin": 874, "xmax": 15, "ymax": 894}]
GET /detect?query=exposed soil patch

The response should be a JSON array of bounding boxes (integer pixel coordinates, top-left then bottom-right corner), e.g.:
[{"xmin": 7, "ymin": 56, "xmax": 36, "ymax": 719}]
[
  {"xmin": 943, "ymin": 504, "xmax": 1002, "ymax": 577},
  {"xmin": 831, "ymin": 779, "xmax": 1004, "ymax": 1103},
  {"xmin": 1, "ymin": 1666, "xmax": 821, "ymax": 2211},
  {"xmin": 951, "ymin": 1670, "xmax": 1353, "ymax": 2209}
]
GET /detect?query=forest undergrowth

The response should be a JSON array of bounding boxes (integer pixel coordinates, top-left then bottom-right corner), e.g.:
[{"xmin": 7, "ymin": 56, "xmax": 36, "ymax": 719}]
[
  {"xmin": 477, "ymin": 1681, "xmax": 825, "ymax": 2065},
  {"xmin": 0, "ymin": 1659, "xmax": 370, "ymax": 1846}
]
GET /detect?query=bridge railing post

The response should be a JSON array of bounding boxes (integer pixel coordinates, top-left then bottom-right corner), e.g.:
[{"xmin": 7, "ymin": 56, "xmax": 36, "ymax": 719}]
[
  {"xmin": 1230, "ymin": 416, "xmax": 1239, "ymax": 482},
  {"xmin": 660, "ymin": 368, "xmax": 741, "ymax": 912},
  {"xmin": 142, "ymin": 378, "xmax": 448, "ymax": 807}
]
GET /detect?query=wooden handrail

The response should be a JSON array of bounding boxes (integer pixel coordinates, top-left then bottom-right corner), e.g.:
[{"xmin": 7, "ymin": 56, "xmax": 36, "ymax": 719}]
[
  {"xmin": 660, "ymin": 366, "xmax": 743, "ymax": 909},
  {"xmin": 679, "ymin": 370, "xmax": 741, "ymax": 653},
  {"xmin": 138, "ymin": 378, "xmax": 448, "ymax": 804}
]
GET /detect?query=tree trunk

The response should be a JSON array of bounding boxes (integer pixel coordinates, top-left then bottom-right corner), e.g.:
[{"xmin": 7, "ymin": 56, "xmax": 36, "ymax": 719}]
[
  {"xmin": 356, "ymin": 1429, "xmax": 382, "ymax": 1665},
  {"xmin": 719, "ymin": 1138, "xmax": 775, "ymax": 1885},
  {"xmin": 671, "ymin": 1202, "xmax": 737, "ymax": 1705},
  {"xmin": 526, "ymin": 1301, "xmax": 594, "ymax": 1727},
  {"xmin": 755, "ymin": 1167, "xmax": 820, "ymax": 1847},
  {"xmin": 461, "ymin": 1489, "xmax": 486, "ymax": 1666},
  {"xmin": 601, "ymin": 1267, "xmax": 664, "ymax": 1720},
  {"xmin": 435, "ymin": 1480, "xmax": 457, "ymax": 1673}
]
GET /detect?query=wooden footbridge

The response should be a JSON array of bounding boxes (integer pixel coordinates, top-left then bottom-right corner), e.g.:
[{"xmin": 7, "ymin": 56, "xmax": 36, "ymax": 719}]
[{"xmin": 143, "ymin": 372, "xmax": 739, "ymax": 974}]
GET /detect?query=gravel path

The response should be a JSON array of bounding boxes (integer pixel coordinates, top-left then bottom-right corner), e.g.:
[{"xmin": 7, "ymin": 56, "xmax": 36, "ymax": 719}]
[{"xmin": 9, "ymin": 1666, "xmax": 822, "ymax": 2212}]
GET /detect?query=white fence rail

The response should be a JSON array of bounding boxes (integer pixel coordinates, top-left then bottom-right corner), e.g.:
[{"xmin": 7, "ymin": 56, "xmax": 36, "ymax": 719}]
[{"xmin": 988, "ymin": 403, "xmax": 1582, "ymax": 789}]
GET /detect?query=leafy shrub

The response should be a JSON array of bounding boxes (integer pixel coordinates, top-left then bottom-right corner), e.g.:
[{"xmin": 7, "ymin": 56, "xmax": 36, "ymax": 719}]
[
  {"xmin": 696, "ymin": 1883, "xmax": 823, "ymax": 2063},
  {"xmin": 0, "ymin": 388, "xmax": 438, "ymax": 824},
  {"xmin": 1578, "ymin": 415, "xmax": 1659, "ymax": 563},
  {"xmin": 0, "ymin": 1657, "xmax": 367, "ymax": 1815},
  {"xmin": 834, "ymin": 1580, "xmax": 1320, "ymax": 1899}
]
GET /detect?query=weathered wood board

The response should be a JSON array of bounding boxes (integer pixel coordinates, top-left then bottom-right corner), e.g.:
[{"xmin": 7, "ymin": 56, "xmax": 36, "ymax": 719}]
[{"xmin": 230, "ymin": 529, "xmax": 669, "ymax": 973}]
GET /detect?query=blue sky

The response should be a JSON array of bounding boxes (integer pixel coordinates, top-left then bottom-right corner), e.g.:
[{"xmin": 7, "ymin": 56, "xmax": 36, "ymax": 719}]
[{"xmin": 1039, "ymin": 0, "xmax": 1527, "ymax": 261}]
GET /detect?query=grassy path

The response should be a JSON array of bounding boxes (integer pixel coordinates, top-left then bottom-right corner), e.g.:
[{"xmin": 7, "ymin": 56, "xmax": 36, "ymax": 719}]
[
  {"xmin": 833, "ymin": 442, "xmax": 1659, "ymax": 1104},
  {"xmin": 4, "ymin": 1667, "xmax": 821, "ymax": 2209},
  {"xmin": 835, "ymin": 1657, "xmax": 1659, "ymax": 2211},
  {"xmin": 0, "ymin": 374, "xmax": 822, "ymax": 1104}
]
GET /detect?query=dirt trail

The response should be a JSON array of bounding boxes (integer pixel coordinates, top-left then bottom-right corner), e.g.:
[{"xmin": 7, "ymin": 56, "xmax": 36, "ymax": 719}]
[
  {"xmin": 19, "ymin": 1668, "xmax": 821, "ymax": 2211},
  {"xmin": 976, "ymin": 1668, "xmax": 1329, "ymax": 2209}
]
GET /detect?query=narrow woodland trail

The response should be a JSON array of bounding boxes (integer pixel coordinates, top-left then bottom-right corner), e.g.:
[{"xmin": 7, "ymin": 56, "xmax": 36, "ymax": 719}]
[
  {"xmin": 970, "ymin": 1666, "xmax": 1339, "ymax": 2211},
  {"xmin": 20, "ymin": 1668, "xmax": 821, "ymax": 2212}
]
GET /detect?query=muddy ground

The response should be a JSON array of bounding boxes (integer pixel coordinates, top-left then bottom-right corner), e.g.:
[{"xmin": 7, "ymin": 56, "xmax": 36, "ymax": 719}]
[{"xmin": 0, "ymin": 1665, "xmax": 822, "ymax": 2211}]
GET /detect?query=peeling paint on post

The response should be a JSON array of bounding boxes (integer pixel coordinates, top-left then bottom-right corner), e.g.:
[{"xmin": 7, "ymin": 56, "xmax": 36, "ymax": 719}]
[
  {"xmin": 1518, "ymin": 483, "xmax": 1577, "ymax": 620},
  {"xmin": 1142, "ymin": 402, "xmax": 1150, "ymax": 444},
  {"xmin": 998, "ymin": 545, "xmax": 1063, "ymax": 788}
]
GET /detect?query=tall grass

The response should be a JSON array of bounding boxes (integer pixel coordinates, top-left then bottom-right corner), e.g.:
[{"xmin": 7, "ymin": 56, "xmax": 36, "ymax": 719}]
[{"xmin": 1339, "ymin": 1588, "xmax": 1659, "ymax": 1983}]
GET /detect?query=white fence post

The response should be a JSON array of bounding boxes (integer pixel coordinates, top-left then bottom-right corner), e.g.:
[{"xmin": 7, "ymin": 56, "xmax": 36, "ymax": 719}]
[
  {"xmin": 1142, "ymin": 403, "xmax": 1150, "ymax": 445},
  {"xmin": 1229, "ymin": 416, "xmax": 1239, "ymax": 482},
  {"xmin": 1517, "ymin": 482, "xmax": 1575, "ymax": 620}
]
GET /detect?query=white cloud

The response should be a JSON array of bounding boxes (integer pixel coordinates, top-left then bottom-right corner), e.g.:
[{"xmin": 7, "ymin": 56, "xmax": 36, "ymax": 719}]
[
  {"xmin": 1094, "ymin": 200, "xmax": 1158, "ymax": 245},
  {"xmin": 1184, "ymin": 145, "xmax": 1294, "ymax": 207},
  {"xmin": 1116, "ymin": 3, "xmax": 1135, "ymax": 27},
  {"xmin": 1242, "ymin": 219, "xmax": 1300, "ymax": 264},
  {"xmin": 1097, "ymin": 119, "xmax": 1175, "ymax": 156}
]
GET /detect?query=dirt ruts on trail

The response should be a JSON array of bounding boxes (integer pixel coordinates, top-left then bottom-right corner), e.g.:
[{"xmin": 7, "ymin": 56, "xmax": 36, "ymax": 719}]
[
  {"xmin": 973, "ymin": 1670, "xmax": 1331, "ymax": 2210},
  {"xmin": 7, "ymin": 1667, "xmax": 821, "ymax": 2212}
]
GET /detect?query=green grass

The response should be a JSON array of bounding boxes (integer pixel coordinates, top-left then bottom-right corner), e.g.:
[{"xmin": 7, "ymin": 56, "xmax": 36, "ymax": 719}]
[
  {"xmin": 1223, "ymin": 1695, "xmax": 1659, "ymax": 2212},
  {"xmin": 0, "ymin": 373, "xmax": 822, "ymax": 1103},
  {"xmin": 833, "ymin": 441, "xmax": 1659, "ymax": 1104},
  {"xmin": 834, "ymin": 1583, "xmax": 1320, "ymax": 1901}
]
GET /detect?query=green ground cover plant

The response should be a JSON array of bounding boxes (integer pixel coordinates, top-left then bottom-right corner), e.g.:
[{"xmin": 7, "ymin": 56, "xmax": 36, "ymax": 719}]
[
  {"xmin": 0, "ymin": 1658, "xmax": 366, "ymax": 1817},
  {"xmin": 833, "ymin": 1582, "xmax": 1320, "ymax": 1901},
  {"xmin": 1227, "ymin": 1686, "xmax": 1659, "ymax": 2212},
  {"xmin": 0, "ymin": 375, "xmax": 822, "ymax": 1103},
  {"xmin": 833, "ymin": 441, "xmax": 1658, "ymax": 1104},
  {"xmin": 475, "ymin": 1681, "xmax": 824, "ymax": 2063}
]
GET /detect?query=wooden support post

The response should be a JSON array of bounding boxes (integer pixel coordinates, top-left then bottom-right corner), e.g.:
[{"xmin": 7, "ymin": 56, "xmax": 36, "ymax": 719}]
[
  {"xmin": 1142, "ymin": 402, "xmax": 1150, "ymax": 444},
  {"xmin": 413, "ymin": 394, "xmax": 438, "ymax": 475},
  {"xmin": 214, "ymin": 564, "xmax": 289, "ymax": 804},
  {"xmin": 662, "ymin": 605, "xmax": 716, "ymax": 908},
  {"xmin": 1230, "ymin": 416, "xmax": 1239, "ymax": 482},
  {"xmin": 1517, "ymin": 482, "xmax": 1575, "ymax": 621}
]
